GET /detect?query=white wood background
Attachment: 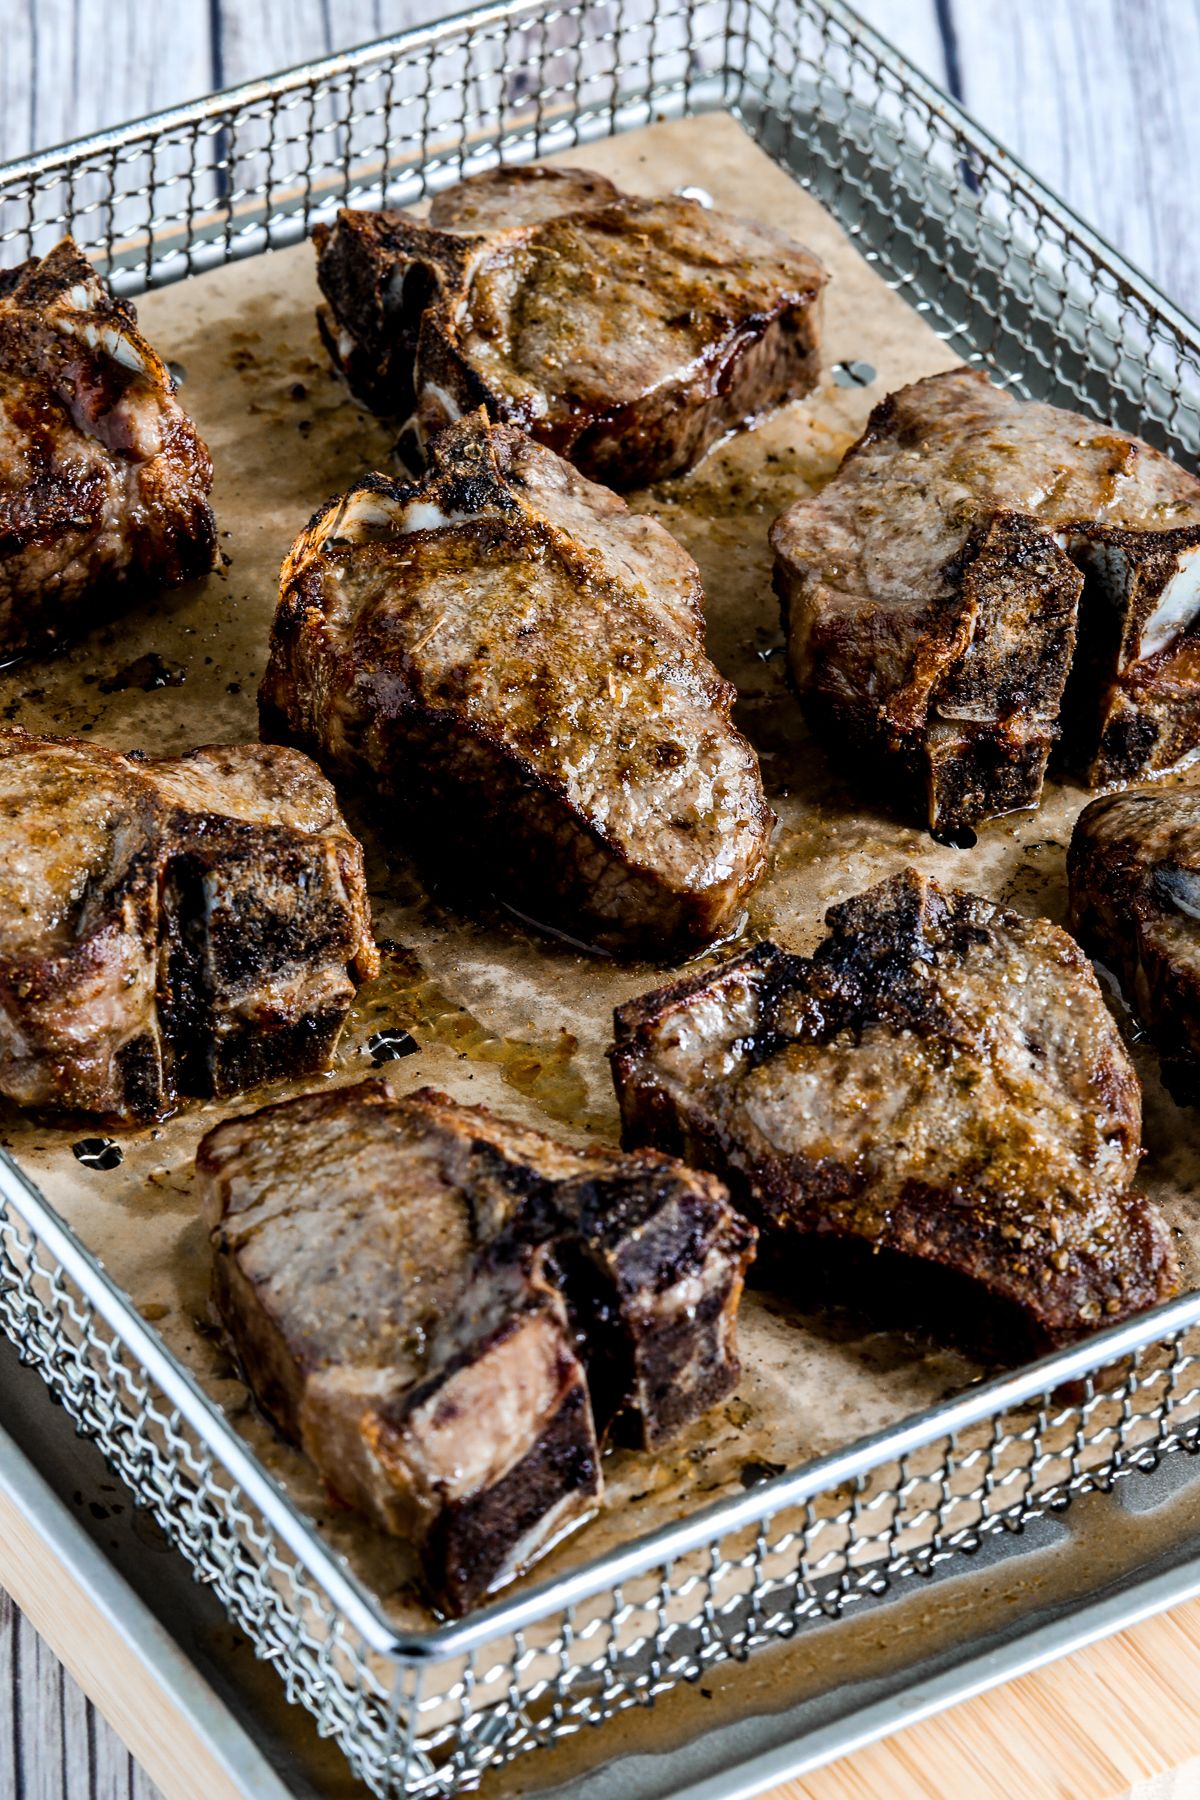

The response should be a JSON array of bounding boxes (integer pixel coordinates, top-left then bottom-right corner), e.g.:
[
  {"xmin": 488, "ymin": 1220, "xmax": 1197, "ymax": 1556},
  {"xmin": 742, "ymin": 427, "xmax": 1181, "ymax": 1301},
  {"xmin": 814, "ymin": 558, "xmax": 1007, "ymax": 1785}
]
[{"xmin": 1, "ymin": 1, "xmax": 1198, "ymax": 1795}]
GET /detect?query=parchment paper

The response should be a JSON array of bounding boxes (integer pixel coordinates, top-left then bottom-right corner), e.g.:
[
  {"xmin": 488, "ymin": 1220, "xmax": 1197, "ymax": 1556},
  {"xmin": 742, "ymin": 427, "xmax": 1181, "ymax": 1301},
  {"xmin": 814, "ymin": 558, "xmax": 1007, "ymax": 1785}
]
[{"xmin": 5, "ymin": 112, "xmax": 1199, "ymax": 1628}]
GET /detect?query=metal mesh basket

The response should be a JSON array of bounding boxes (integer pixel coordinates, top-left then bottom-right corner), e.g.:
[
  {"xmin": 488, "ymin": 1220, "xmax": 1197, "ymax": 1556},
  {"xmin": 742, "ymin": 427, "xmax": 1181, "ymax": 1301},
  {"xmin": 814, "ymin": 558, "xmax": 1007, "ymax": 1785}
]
[{"xmin": 3, "ymin": 0, "xmax": 1200, "ymax": 1793}]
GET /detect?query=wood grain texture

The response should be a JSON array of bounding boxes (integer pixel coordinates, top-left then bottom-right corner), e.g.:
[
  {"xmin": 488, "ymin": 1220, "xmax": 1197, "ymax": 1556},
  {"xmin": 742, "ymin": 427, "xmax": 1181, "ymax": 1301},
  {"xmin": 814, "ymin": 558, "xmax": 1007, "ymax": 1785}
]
[
  {"xmin": 1, "ymin": 3, "xmax": 1200, "ymax": 1798},
  {"xmin": 949, "ymin": 0, "xmax": 1200, "ymax": 311},
  {"xmin": 858, "ymin": 0, "xmax": 1200, "ymax": 317},
  {"xmin": 850, "ymin": 0, "xmax": 947, "ymax": 94},
  {"xmin": 21, "ymin": 1612, "xmax": 66, "ymax": 1800},
  {"xmin": 1, "ymin": 1581, "xmax": 161, "ymax": 1800},
  {"xmin": 4, "ymin": 1, "xmax": 214, "ymax": 155},
  {"xmin": 0, "ymin": 1587, "xmax": 19, "ymax": 1797},
  {"xmin": 215, "ymin": 0, "xmax": 432, "ymax": 84},
  {"xmin": 59, "ymin": 1654, "xmax": 92, "ymax": 1800},
  {"xmin": 768, "ymin": 1599, "xmax": 1200, "ymax": 1800}
]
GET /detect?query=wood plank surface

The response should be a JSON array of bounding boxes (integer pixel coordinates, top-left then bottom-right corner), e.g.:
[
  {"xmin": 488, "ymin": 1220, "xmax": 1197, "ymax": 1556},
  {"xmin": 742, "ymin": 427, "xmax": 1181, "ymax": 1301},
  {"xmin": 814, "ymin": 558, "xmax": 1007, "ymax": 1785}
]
[
  {"xmin": 948, "ymin": 1, "xmax": 1200, "ymax": 321},
  {"xmin": 773, "ymin": 1599, "xmax": 1200, "ymax": 1800},
  {"xmin": 11, "ymin": 3, "xmax": 214, "ymax": 153},
  {"xmin": 0, "ymin": 1437, "xmax": 294, "ymax": 1800},
  {"xmin": 2, "ymin": 1, "xmax": 1199, "ymax": 1796},
  {"xmin": 1, "ymin": 1584, "xmax": 162, "ymax": 1799}
]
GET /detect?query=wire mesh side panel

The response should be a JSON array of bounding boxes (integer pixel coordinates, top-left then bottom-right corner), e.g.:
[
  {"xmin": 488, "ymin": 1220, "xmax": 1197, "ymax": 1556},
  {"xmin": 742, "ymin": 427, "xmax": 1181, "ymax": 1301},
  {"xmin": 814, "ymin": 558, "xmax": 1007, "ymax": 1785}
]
[
  {"xmin": 0, "ymin": 1203, "xmax": 418, "ymax": 1796},
  {"xmin": 0, "ymin": 116, "xmax": 222, "ymax": 282},
  {"xmin": 730, "ymin": 0, "xmax": 1200, "ymax": 459},
  {"xmin": 401, "ymin": 1329, "xmax": 1200, "ymax": 1799}
]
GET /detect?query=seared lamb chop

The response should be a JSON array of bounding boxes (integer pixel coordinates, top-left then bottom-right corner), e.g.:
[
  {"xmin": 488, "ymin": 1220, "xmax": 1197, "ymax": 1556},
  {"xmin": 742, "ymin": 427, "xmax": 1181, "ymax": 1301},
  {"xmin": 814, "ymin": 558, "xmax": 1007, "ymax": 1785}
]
[
  {"xmin": 772, "ymin": 370, "xmax": 1200, "ymax": 832},
  {"xmin": 0, "ymin": 728, "xmax": 377, "ymax": 1122},
  {"xmin": 198, "ymin": 1079, "xmax": 754, "ymax": 1614},
  {"xmin": 611, "ymin": 869, "xmax": 1178, "ymax": 1351},
  {"xmin": 260, "ymin": 411, "xmax": 772, "ymax": 957},
  {"xmin": 0, "ymin": 239, "xmax": 215, "ymax": 660},
  {"xmin": 313, "ymin": 163, "xmax": 826, "ymax": 487},
  {"xmin": 1069, "ymin": 781, "xmax": 1200, "ymax": 1100}
]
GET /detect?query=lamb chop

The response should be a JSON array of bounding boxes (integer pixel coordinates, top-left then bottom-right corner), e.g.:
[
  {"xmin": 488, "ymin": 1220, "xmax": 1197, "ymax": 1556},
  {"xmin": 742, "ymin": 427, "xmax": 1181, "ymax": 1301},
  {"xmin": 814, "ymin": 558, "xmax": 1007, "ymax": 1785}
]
[
  {"xmin": 0, "ymin": 727, "xmax": 377, "ymax": 1122},
  {"xmin": 772, "ymin": 369, "xmax": 1200, "ymax": 833},
  {"xmin": 313, "ymin": 163, "xmax": 826, "ymax": 488},
  {"xmin": 260, "ymin": 410, "xmax": 772, "ymax": 958},
  {"xmin": 610, "ymin": 868, "xmax": 1178, "ymax": 1352},
  {"xmin": 198, "ymin": 1079, "xmax": 755, "ymax": 1615},
  {"xmin": 1069, "ymin": 781, "xmax": 1200, "ymax": 1100},
  {"xmin": 0, "ymin": 239, "xmax": 215, "ymax": 660}
]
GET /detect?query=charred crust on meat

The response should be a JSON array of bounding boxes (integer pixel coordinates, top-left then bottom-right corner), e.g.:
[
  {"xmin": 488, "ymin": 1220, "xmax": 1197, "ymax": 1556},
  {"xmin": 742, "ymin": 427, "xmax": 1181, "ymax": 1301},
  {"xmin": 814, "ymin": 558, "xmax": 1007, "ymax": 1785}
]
[
  {"xmin": 259, "ymin": 410, "xmax": 772, "ymax": 958},
  {"xmin": 312, "ymin": 163, "xmax": 826, "ymax": 487},
  {"xmin": 0, "ymin": 727, "xmax": 378, "ymax": 1123},
  {"xmin": 197, "ymin": 1080, "xmax": 755, "ymax": 1615},
  {"xmin": 611, "ymin": 867, "xmax": 1179, "ymax": 1353},
  {"xmin": 773, "ymin": 369, "xmax": 1200, "ymax": 830},
  {"xmin": 0, "ymin": 238, "xmax": 216, "ymax": 661}
]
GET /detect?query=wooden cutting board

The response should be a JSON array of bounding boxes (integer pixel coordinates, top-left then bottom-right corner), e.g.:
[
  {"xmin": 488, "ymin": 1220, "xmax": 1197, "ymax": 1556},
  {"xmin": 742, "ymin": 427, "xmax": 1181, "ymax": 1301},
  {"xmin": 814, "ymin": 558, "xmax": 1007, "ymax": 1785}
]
[{"xmin": 766, "ymin": 1609, "xmax": 1200, "ymax": 1800}]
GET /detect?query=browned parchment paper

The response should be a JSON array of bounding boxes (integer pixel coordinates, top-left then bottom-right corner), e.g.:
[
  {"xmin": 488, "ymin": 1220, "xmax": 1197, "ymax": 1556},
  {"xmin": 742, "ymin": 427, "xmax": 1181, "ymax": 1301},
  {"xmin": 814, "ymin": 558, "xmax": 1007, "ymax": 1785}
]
[{"xmin": 5, "ymin": 112, "xmax": 1199, "ymax": 1629}]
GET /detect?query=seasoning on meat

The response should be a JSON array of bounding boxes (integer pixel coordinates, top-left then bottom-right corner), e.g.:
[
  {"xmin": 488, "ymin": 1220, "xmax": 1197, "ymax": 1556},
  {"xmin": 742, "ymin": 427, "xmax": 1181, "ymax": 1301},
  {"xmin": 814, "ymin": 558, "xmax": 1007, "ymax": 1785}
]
[
  {"xmin": 0, "ymin": 239, "xmax": 215, "ymax": 659},
  {"xmin": 198, "ymin": 1080, "xmax": 755, "ymax": 1615},
  {"xmin": 1070, "ymin": 779, "xmax": 1200, "ymax": 1101},
  {"xmin": 611, "ymin": 868, "xmax": 1178, "ymax": 1351},
  {"xmin": 260, "ymin": 410, "xmax": 772, "ymax": 958},
  {"xmin": 772, "ymin": 369, "xmax": 1200, "ymax": 830},
  {"xmin": 313, "ymin": 163, "xmax": 826, "ymax": 488},
  {"xmin": 0, "ymin": 727, "xmax": 378, "ymax": 1121}
]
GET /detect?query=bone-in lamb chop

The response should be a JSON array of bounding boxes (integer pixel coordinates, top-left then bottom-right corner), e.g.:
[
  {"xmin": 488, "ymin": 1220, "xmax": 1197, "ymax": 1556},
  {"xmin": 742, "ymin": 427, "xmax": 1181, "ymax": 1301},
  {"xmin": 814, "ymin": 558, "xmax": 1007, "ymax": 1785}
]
[
  {"xmin": 0, "ymin": 239, "xmax": 215, "ymax": 660},
  {"xmin": 772, "ymin": 369, "xmax": 1200, "ymax": 833},
  {"xmin": 1070, "ymin": 780, "xmax": 1200, "ymax": 1101},
  {"xmin": 260, "ymin": 410, "xmax": 772, "ymax": 957},
  {"xmin": 610, "ymin": 868, "xmax": 1178, "ymax": 1352},
  {"xmin": 0, "ymin": 728, "xmax": 377, "ymax": 1122},
  {"xmin": 313, "ymin": 163, "xmax": 826, "ymax": 488},
  {"xmin": 198, "ymin": 1079, "xmax": 755, "ymax": 1615}
]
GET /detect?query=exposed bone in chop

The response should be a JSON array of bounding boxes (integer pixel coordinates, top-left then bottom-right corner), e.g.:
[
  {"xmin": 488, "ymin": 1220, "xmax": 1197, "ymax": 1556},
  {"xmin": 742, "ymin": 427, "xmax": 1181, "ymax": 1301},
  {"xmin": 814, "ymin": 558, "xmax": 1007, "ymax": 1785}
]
[
  {"xmin": 198, "ymin": 1080, "xmax": 755, "ymax": 1615},
  {"xmin": 0, "ymin": 728, "xmax": 377, "ymax": 1122},
  {"xmin": 772, "ymin": 370, "xmax": 1200, "ymax": 831},
  {"xmin": 1069, "ymin": 781, "xmax": 1200, "ymax": 1100},
  {"xmin": 611, "ymin": 868, "xmax": 1178, "ymax": 1352},
  {"xmin": 0, "ymin": 239, "xmax": 215, "ymax": 660},
  {"xmin": 260, "ymin": 411, "xmax": 772, "ymax": 957},
  {"xmin": 313, "ymin": 163, "xmax": 826, "ymax": 487}
]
